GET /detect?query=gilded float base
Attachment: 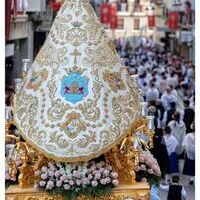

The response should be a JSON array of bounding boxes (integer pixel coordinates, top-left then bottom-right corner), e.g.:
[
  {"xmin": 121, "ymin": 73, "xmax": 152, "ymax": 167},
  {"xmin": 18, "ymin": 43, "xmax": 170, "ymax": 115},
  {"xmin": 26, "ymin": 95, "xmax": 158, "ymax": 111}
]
[{"xmin": 6, "ymin": 183, "xmax": 150, "ymax": 200}]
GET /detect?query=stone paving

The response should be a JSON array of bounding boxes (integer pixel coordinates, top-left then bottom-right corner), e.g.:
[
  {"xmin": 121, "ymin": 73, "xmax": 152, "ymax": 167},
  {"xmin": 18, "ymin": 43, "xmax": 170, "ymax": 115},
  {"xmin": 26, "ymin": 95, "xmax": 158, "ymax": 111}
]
[{"xmin": 158, "ymin": 161, "xmax": 195, "ymax": 200}]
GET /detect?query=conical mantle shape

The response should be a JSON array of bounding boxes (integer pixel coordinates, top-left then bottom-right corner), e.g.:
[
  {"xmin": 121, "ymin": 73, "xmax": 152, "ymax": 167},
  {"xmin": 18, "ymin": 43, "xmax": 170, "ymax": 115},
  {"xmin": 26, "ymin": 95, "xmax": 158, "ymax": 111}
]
[{"xmin": 14, "ymin": 0, "xmax": 141, "ymax": 162}]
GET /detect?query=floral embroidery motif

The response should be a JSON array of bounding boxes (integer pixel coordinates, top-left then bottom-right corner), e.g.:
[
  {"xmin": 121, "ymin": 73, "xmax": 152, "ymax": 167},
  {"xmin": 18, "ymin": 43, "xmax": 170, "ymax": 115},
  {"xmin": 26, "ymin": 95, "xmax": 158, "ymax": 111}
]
[
  {"xmin": 26, "ymin": 69, "xmax": 48, "ymax": 91},
  {"xmin": 103, "ymin": 70, "xmax": 126, "ymax": 92},
  {"xmin": 60, "ymin": 112, "xmax": 86, "ymax": 139}
]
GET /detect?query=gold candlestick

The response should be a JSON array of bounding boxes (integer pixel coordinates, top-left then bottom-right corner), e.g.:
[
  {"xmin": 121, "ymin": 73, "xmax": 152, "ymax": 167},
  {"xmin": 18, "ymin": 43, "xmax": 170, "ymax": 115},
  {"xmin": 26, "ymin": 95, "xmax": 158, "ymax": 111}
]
[
  {"xmin": 8, "ymin": 160, "xmax": 17, "ymax": 180},
  {"xmin": 5, "ymin": 121, "xmax": 11, "ymax": 135},
  {"xmin": 22, "ymin": 71, "xmax": 27, "ymax": 81},
  {"xmin": 16, "ymin": 142, "xmax": 35, "ymax": 188}
]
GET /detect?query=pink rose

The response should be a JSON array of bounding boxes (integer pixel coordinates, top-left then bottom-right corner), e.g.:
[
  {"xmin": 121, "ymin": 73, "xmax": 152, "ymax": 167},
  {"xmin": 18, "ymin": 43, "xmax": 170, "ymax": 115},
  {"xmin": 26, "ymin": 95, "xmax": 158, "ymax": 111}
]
[
  {"xmin": 148, "ymin": 169, "xmax": 153, "ymax": 174},
  {"xmin": 90, "ymin": 165, "xmax": 96, "ymax": 171},
  {"xmin": 64, "ymin": 184, "xmax": 70, "ymax": 190},
  {"xmin": 88, "ymin": 174, "xmax": 93, "ymax": 180},
  {"xmin": 111, "ymin": 172, "xmax": 118, "ymax": 179},
  {"xmin": 94, "ymin": 172, "xmax": 101, "ymax": 180},
  {"xmin": 39, "ymin": 181, "xmax": 46, "ymax": 187},
  {"xmin": 105, "ymin": 177, "xmax": 111, "ymax": 184},
  {"xmin": 93, "ymin": 170, "xmax": 99, "ymax": 175},
  {"xmin": 103, "ymin": 169, "xmax": 109, "ymax": 176},
  {"xmin": 82, "ymin": 177, "xmax": 89, "ymax": 185},
  {"xmin": 73, "ymin": 170, "xmax": 77, "ymax": 175},
  {"xmin": 139, "ymin": 157, "xmax": 144, "ymax": 162},
  {"xmin": 100, "ymin": 179, "xmax": 107, "ymax": 185},
  {"xmin": 41, "ymin": 173, "xmax": 48, "ymax": 180},
  {"xmin": 75, "ymin": 172, "xmax": 81, "ymax": 179},
  {"xmin": 151, "ymin": 164, "xmax": 158, "ymax": 170},
  {"xmin": 47, "ymin": 180, "xmax": 54, "ymax": 189},
  {"xmin": 56, "ymin": 180, "xmax": 63, "ymax": 187},
  {"xmin": 112, "ymin": 180, "xmax": 119, "ymax": 187},
  {"xmin": 143, "ymin": 155, "xmax": 147, "ymax": 161},
  {"xmin": 41, "ymin": 166, "xmax": 48, "ymax": 173},
  {"xmin": 60, "ymin": 175, "xmax": 67, "ymax": 182},
  {"xmin": 99, "ymin": 168, "xmax": 104, "ymax": 173},
  {"xmin": 92, "ymin": 180, "xmax": 98, "ymax": 187},
  {"xmin": 76, "ymin": 180, "xmax": 82, "ymax": 186},
  {"xmin": 155, "ymin": 169, "xmax": 161, "ymax": 176},
  {"xmin": 55, "ymin": 171, "xmax": 61, "ymax": 177},
  {"xmin": 69, "ymin": 180, "xmax": 74, "ymax": 186},
  {"xmin": 48, "ymin": 171, "xmax": 55, "ymax": 177}
]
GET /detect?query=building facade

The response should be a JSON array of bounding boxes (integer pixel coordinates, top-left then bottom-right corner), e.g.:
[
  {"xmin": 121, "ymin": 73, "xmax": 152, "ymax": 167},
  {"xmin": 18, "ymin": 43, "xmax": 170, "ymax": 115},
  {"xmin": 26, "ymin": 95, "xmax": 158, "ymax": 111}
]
[
  {"xmin": 5, "ymin": 0, "xmax": 53, "ymax": 85},
  {"xmin": 103, "ymin": 0, "xmax": 165, "ymax": 46}
]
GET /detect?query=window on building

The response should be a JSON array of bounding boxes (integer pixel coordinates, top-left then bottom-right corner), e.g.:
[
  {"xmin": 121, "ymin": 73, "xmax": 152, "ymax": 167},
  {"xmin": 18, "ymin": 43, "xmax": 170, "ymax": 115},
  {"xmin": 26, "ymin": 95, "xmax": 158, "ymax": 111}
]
[
  {"xmin": 133, "ymin": 4, "xmax": 143, "ymax": 12},
  {"xmin": 134, "ymin": 19, "xmax": 140, "ymax": 30},
  {"xmin": 135, "ymin": 0, "xmax": 140, "ymax": 4},
  {"xmin": 117, "ymin": 18, "xmax": 124, "ymax": 29},
  {"xmin": 117, "ymin": 0, "xmax": 128, "ymax": 12}
]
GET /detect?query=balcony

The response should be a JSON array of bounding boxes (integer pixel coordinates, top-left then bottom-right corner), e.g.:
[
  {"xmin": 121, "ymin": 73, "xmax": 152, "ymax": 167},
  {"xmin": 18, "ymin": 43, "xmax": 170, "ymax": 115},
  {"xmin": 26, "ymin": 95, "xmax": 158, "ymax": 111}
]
[{"xmin": 8, "ymin": 15, "xmax": 29, "ymax": 41}]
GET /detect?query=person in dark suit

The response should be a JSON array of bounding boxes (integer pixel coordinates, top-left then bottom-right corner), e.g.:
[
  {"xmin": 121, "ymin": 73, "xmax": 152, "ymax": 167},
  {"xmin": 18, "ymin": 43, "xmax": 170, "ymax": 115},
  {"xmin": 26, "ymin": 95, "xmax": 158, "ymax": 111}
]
[
  {"xmin": 151, "ymin": 128, "xmax": 168, "ymax": 179},
  {"xmin": 183, "ymin": 99, "xmax": 195, "ymax": 133},
  {"xmin": 160, "ymin": 176, "xmax": 187, "ymax": 200}
]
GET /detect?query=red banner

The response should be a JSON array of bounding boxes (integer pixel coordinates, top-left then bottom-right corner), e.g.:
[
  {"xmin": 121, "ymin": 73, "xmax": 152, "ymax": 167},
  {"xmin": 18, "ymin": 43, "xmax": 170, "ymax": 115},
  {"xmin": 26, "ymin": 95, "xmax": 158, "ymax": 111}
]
[
  {"xmin": 5, "ymin": 0, "xmax": 12, "ymax": 41},
  {"xmin": 148, "ymin": 15, "xmax": 155, "ymax": 27},
  {"xmin": 13, "ymin": 0, "xmax": 18, "ymax": 19},
  {"xmin": 48, "ymin": 2, "xmax": 62, "ymax": 11},
  {"xmin": 167, "ymin": 11, "xmax": 179, "ymax": 30},
  {"xmin": 100, "ymin": 3, "xmax": 110, "ymax": 24},
  {"xmin": 109, "ymin": 4, "xmax": 118, "ymax": 29}
]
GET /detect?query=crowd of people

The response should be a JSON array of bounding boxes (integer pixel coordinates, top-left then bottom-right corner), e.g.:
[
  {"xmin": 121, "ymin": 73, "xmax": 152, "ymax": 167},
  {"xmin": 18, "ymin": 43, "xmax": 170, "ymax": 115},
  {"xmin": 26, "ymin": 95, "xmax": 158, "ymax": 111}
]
[{"xmin": 115, "ymin": 37, "xmax": 195, "ymax": 194}]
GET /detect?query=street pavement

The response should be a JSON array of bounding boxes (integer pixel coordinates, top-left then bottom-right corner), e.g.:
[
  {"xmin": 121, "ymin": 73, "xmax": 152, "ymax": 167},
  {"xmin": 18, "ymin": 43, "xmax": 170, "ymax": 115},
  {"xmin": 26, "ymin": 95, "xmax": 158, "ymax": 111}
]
[
  {"xmin": 159, "ymin": 175, "xmax": 195, "ymax": 200},
  {"xmin": 159, "ymin": 161, "xmax": 195, "ymax": 200}
]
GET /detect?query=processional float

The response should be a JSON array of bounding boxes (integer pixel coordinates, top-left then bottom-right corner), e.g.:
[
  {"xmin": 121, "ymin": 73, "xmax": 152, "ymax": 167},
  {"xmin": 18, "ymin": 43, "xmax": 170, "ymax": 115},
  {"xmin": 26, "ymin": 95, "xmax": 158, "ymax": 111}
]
[{"xmin": 5, "ymin": 0, "xmax": 154, "ymax": 199}]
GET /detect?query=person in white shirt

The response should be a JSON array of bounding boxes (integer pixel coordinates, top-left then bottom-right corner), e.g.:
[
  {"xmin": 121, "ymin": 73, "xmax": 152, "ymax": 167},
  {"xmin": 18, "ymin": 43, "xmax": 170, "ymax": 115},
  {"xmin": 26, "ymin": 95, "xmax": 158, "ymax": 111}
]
[
  {"xmin": 158, "ymin": 74, "xmax": 167, "ymax": 95},
  {"xmin": 182, "ymin": 123, "xmax": 195, "ymax": 185},
  {"xmin": 167, "ymin": 73, "xmax": 178, "ymax": 89},
  {"xmin": 168, "ymin": 112, "xmax": 186, "ymax": 158},
  {"xmin": 138, "ymin": 63, "xmax": 145, "ymax": 76},
  {"xmin": 146, "ymin": 83, "xmax": 159, "ymax": 102},
  {"xmin": 161, "ymin": 87, "xmax": 177, "ymax": 110},
  {"xmin": 163, "ymin": 126, "xmax": 179, "ymax": 183}
]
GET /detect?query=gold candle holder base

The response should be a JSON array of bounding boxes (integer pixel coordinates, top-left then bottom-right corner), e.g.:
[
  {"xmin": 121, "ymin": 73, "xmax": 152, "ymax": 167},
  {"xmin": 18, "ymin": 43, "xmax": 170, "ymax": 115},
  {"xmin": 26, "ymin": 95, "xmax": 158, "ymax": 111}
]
[{"xmin": 22, "ymin": 71, "xmax": 27, "ymax": 80}]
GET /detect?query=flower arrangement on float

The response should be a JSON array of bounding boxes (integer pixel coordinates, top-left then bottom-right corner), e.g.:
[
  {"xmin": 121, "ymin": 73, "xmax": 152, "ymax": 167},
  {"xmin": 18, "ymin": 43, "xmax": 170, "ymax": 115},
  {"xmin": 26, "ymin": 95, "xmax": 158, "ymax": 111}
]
[
  {"xmin": 135, "ymin": 151, "xmax": 161, "ymax": 186},
  {"xmin": 34, "ymin": 160, "xmax": 119, "ymax": 200}
]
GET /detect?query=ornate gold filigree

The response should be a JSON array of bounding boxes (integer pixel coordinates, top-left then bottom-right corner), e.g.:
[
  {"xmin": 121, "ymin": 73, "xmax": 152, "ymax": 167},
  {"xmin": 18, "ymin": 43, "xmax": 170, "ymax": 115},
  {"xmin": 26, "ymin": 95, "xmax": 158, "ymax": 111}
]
[
  {"xmin": 6, "ymin": 183, "xmax": 150, "ymax": 200},
  {"xmin": 103, "ymin": 70, "xmax": 126, "ymax": 92},
  {"xmin": 26, "ymin": 69, "xmax": 48, "ymax": 91},
  {"xmin": 60, "ymin": 112, "xmax": 86, "ymax": 139}
]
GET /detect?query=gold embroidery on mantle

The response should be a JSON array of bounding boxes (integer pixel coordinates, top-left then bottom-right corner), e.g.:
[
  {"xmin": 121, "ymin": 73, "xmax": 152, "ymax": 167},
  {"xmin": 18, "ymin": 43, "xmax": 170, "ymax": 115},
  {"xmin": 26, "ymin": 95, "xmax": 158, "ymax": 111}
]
[
  {"xmin": 60, "ymin": 112, "xmax": 86, "ymax": 139},
  {"xmin": 13, "ymin": 0, "xmax": 141, "ymax": 162},
  {"xmin": 26, "ymin": 69, "xmax": 48, "ymax": 91},
  {"xmin": 103, "ymin": 70, "xmax": 126, "ymax": 92}
]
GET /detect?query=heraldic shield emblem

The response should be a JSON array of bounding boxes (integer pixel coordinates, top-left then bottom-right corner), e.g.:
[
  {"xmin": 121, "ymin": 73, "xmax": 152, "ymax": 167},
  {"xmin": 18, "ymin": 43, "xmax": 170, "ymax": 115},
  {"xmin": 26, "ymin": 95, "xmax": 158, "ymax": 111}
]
[{"xmin": 60, "ymin": 71, "xmax": 89, "ymax": 104}]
